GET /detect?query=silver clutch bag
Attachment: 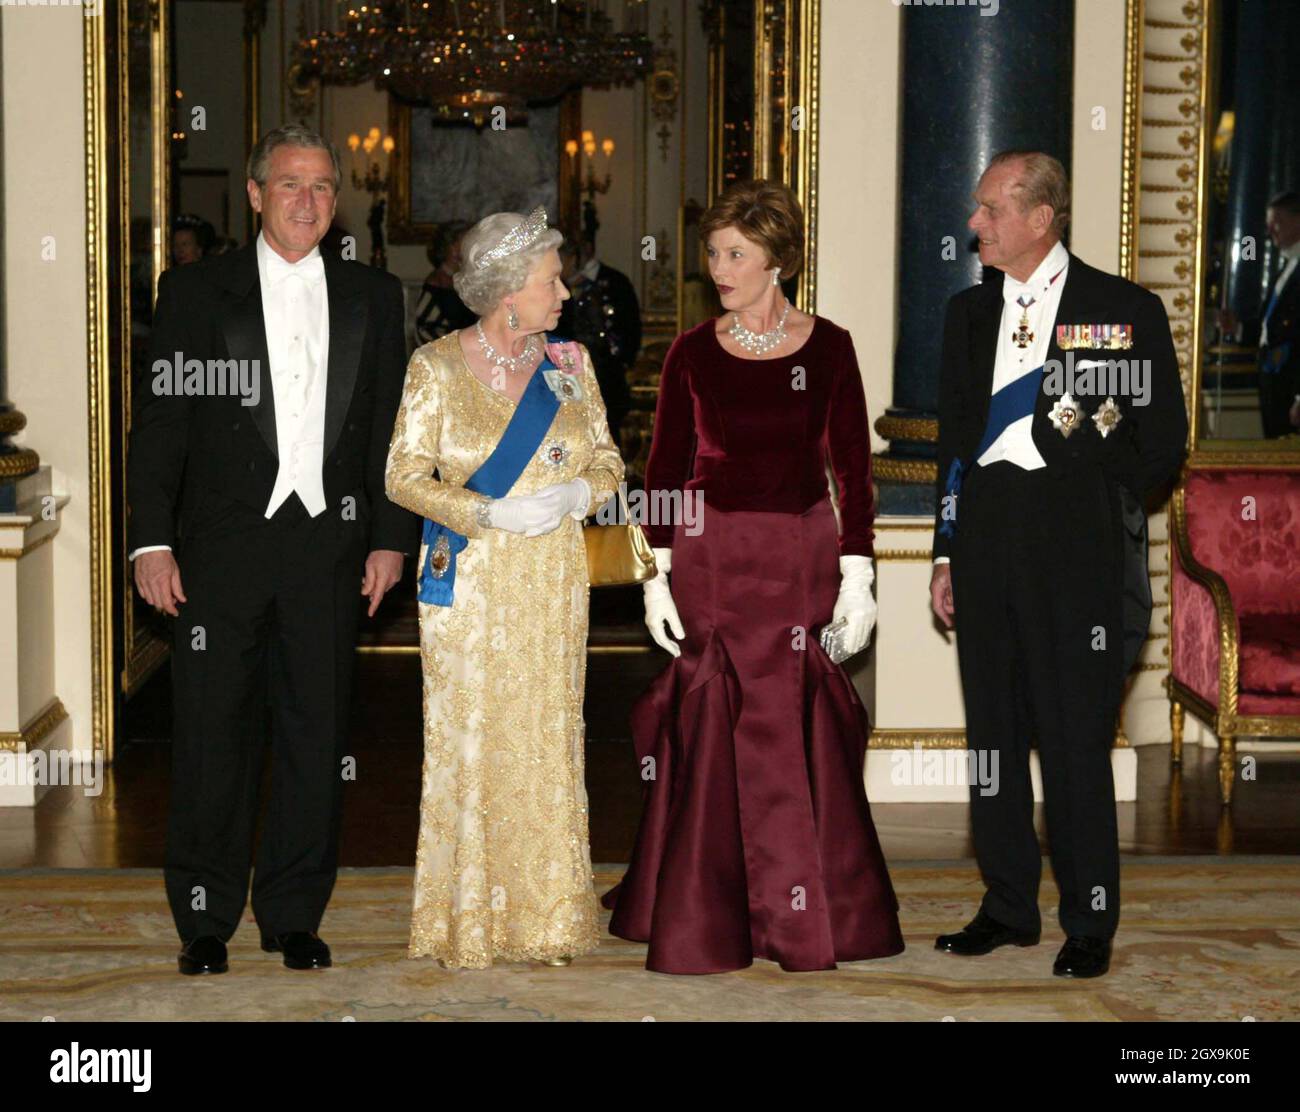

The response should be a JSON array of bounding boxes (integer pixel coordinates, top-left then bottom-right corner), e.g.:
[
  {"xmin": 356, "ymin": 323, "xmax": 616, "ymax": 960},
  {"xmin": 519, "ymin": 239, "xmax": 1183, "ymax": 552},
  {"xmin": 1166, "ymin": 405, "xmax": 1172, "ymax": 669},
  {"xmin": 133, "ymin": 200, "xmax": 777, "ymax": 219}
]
[{"xmin": 818, "ymin": 617, "xmax": 851, "ymax": 664}]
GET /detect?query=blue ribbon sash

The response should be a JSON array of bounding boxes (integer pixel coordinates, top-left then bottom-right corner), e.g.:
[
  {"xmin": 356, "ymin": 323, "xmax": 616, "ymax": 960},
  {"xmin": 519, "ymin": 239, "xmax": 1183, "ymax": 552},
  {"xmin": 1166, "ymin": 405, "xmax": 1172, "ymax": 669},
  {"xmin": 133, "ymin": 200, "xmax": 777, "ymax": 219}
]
[
  {"xmin": 416, "ymin": 339, "xmax": 565, "ymax": 606},
  {"xmin": 937, "ymin": 364, "xmax": 1044, "ymax": 539}
]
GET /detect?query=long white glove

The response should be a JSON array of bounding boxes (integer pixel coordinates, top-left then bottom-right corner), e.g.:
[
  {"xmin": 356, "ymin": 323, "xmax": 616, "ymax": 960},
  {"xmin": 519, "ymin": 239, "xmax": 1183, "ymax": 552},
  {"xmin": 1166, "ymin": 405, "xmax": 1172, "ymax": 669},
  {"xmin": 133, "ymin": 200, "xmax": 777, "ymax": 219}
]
[
  {"xmin": 831, "ymin": 555, "xmax": 877, "ymax": 658},
  {"xmin": 643, "ymin": 547, "xmax": 684, "ymax": 657},
  {"xmin": 483, "ymin": 478, "xmax": 590, "ymax": 537}
]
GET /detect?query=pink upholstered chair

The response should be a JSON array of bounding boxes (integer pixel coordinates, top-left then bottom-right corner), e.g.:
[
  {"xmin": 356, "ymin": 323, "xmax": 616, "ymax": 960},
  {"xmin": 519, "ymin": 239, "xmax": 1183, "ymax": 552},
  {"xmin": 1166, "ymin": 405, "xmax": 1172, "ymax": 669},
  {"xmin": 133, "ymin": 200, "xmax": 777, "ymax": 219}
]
[{"xmin": 1168, "ymin": 468, "xmax": 1300, "ymax": 804}]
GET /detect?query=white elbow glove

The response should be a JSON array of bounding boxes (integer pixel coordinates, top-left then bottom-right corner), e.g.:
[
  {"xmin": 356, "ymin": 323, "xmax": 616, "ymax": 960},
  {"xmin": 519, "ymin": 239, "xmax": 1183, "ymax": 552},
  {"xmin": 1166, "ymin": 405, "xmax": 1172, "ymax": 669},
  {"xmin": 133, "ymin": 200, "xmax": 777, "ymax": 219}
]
[
  {"xmin": 643, "ymin": 547, "xmax": 684, "ymax": 657},
  {"xmin": 831, "ymin": 555, "xmax": 877, "ymax": 658}
]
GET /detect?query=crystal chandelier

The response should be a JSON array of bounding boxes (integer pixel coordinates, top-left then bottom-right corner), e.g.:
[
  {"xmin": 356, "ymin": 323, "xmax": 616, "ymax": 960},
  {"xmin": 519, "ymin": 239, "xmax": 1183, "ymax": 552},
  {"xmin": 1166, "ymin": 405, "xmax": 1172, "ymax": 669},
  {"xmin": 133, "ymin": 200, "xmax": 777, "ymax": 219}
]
[{"xmin": 294, "ymin": 1, "xmax": 651, "ymax": 125}]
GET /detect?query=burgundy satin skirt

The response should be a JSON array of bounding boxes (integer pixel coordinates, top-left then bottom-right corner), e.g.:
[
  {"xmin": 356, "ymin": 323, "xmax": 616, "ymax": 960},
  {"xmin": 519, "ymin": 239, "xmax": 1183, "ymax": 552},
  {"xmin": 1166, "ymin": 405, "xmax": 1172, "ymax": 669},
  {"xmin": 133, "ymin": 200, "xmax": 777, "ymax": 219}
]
[{"xmin": 602, "ymin": 498, "xmax": 905, "ymax": 974}]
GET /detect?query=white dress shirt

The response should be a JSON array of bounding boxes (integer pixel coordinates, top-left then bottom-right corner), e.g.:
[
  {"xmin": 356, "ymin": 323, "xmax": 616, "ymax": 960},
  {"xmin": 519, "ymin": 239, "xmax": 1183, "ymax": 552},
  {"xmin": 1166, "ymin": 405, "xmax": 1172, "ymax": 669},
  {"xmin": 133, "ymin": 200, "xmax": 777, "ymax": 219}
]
[
  {"xmin": 129, "ymin": 233, "xmax": 330, "ymax": 561},
  {"xmin": 976, "ymin": 238, "xmax": 1070, "ymax": 470},
  {"xmin": 258, "ymin": 231, "xmax": 330, "ymax": 519},
  {"xmin": 934, "ymin": 239, "xmax": 1069, "ymax": 566}
]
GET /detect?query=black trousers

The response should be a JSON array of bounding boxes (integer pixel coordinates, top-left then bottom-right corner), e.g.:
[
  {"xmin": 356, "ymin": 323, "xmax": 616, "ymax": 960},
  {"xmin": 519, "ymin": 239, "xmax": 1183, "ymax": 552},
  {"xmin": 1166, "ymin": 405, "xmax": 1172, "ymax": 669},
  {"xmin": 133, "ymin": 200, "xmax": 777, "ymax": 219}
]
[
  {"xmin": 950, "ymin": 461, "xmax": 1123, "ymax": 941},
  {"xmin": 164, "ymin": 490, "xmax": 367, "ymax": 942},
  {"xmin": 1258, "ymin": 355, "xmax": 1299, "ymax": 439}
]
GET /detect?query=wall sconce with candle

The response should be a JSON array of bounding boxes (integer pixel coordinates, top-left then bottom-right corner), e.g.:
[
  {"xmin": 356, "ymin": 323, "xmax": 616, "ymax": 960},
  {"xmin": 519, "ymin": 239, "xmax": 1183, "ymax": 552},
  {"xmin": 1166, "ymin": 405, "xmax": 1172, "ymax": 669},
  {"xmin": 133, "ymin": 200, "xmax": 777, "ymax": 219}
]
[
  {"xmin": 347, "ymin": 126, "xmax": 396, "ymax": 269},
  {"xmin": 565, "ymin": 129, "xmax": 615, "ymax": 249}
]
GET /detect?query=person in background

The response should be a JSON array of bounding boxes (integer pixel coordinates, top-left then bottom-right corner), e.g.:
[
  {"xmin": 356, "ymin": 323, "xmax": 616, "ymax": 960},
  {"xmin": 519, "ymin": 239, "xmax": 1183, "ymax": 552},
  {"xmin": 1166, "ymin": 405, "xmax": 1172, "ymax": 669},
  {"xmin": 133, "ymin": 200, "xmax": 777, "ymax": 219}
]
[
  {"xmin": 558, "ymin": 229, "xmax": 640, "ymax": 448},
  {"xmin": 413, "ymin": 219, "xmax": 476, "ymax": 346},
  {"xmin": 171, "ymin": 213, "xmax": 215, "ymax": 266},
  {"xmin": 1217, "ymin": 190, "xmax": 1300, "ymax": 437}
]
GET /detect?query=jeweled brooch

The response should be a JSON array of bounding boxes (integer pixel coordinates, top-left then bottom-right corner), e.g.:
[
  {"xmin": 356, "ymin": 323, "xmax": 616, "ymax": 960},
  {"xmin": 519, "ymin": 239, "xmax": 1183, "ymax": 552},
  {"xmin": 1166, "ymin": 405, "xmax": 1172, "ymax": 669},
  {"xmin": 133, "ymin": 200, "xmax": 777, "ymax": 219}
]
[{"xmin": 429, "ymin": 533, "xmax": 451, "ymax": 577}]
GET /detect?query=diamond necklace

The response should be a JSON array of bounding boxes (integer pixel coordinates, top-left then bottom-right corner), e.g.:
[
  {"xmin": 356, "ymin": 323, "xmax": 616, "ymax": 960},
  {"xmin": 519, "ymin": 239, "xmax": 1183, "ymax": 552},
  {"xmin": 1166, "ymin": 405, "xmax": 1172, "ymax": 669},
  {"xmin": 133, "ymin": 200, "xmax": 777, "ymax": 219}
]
[
  {"xmin": 475, "ymin": 320, "xmax": 540, "ymax": 374},
  {"xmin": 728, "ymin": 299, "xmax": 792, "ymax": 356}
]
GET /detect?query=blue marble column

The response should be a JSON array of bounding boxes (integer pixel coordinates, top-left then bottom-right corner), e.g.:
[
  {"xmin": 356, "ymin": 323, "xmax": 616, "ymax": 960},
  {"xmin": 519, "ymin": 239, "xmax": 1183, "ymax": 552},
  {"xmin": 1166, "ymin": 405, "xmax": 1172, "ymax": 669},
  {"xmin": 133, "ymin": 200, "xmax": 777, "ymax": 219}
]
[{"xmin": 877, "ymin": 0, "xmax": 1075, "ymax": 514}]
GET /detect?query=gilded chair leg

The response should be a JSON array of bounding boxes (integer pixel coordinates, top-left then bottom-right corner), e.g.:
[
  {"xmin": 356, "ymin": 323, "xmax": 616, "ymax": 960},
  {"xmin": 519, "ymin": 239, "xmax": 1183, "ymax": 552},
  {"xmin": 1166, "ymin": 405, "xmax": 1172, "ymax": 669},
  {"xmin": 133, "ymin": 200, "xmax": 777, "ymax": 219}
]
[
  {"xmin": 1170, "ymin": 701, "xmax": 1184, "ymax": 767},
  {"xmin": 1217, "ymin": 734, "xmax": 1236, "ymax": 807}
]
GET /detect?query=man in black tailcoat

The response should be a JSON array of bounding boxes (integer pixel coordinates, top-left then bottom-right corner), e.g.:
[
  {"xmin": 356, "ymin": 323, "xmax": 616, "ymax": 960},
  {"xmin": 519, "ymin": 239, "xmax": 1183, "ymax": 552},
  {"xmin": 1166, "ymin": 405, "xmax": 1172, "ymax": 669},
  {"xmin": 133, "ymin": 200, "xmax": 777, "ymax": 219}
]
[
  {"xmin": 930, "ymin": 151, "xmax": 1188, "ymax": 978},
  {"xmin": 129, "ymin": 125, "xmax": 419, "ymax": 975}
]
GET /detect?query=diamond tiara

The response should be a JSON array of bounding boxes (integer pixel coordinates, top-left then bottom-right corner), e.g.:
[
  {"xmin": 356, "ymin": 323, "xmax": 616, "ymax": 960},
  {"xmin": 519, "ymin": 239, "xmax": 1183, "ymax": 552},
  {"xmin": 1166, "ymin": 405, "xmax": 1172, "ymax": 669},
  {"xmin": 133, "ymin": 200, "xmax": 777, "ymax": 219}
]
[{"xmin": 474, "ymin": 205, "xmax": 551, "ymax": 270}]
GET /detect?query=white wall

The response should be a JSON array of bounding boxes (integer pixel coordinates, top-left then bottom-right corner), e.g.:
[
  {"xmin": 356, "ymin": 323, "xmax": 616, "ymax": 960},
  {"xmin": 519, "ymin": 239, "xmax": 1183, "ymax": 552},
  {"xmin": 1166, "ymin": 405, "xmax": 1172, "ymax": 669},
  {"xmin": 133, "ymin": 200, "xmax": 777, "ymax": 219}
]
[
  {"xmin": 1071, "ymin": 0, "xmax": 1129, "ymax": 272},
  {"xmin": 817, "ymin": 0, "xmax": 902, "ymax": 433},
  {"xmin": 2, "ymin": 5, "xmax": 91, "ymax": 753}
]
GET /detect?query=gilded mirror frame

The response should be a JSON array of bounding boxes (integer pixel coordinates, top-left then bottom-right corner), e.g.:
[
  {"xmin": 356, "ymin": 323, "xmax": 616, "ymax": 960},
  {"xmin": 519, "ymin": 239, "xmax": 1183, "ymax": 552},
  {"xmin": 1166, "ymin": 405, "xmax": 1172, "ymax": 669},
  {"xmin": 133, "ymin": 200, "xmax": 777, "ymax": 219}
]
[
  {"xmin": 1126, "ymin": 0, "xmax": 1300, "ymax": 468},
  {"xmin": 88, "ymin": 0, "xmax": 169, "ymax": 762},
  {"xmin": 702, "ymin": 0, "xmax": 819, "ymax": 323}
]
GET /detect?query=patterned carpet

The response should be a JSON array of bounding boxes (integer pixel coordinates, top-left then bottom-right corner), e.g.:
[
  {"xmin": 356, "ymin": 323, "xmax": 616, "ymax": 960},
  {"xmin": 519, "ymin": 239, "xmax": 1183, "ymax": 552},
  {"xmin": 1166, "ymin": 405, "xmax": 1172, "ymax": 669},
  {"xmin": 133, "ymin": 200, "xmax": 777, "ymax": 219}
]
[{"xmin": 1, "ymin": 860, "xmax": 1296, "ymax": 1021}]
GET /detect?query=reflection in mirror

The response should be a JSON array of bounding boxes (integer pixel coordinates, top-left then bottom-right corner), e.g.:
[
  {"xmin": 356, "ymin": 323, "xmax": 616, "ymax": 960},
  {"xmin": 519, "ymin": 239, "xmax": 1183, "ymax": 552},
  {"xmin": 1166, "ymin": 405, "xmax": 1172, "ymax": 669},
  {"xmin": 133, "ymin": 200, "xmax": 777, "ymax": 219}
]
[{"xmin": 1201, "ymin": 0, "xmax": 1300, "ymax": 445}]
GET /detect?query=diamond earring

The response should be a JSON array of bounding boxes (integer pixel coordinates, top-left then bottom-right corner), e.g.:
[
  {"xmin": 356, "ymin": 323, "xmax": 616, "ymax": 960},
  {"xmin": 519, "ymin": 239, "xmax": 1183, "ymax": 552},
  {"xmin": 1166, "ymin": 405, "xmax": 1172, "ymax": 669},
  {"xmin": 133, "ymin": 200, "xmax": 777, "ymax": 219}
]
[
  {"xmin": 507, "ymin": 304, "xmax": 518, "ymax": 330},
  {"xmin": 771, "ymin": 270, "xmax": 779, "ymax": 286}
]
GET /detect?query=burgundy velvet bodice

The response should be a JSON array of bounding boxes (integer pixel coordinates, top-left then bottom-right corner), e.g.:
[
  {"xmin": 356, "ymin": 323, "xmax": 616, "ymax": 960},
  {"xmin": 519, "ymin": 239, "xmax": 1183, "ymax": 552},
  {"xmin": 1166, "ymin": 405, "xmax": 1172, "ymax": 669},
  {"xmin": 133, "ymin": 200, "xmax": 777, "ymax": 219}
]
[{"xmin": 643, "ymin": 316, "xmax": 875, "ymax": 556}]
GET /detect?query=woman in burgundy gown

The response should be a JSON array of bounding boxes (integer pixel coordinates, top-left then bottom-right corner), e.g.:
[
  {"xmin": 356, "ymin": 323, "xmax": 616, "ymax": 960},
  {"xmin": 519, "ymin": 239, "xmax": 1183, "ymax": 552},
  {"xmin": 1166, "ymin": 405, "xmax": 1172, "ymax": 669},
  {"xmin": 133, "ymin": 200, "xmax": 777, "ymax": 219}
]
[{"xmin": 601, "ymin": 180, "xmax": 905, "ymax": 974}]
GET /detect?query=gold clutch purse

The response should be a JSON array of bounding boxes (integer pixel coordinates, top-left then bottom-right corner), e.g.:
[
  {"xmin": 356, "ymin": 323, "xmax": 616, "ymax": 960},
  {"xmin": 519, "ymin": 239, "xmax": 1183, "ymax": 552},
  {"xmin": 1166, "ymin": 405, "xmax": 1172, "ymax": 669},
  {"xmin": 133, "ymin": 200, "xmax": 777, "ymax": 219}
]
[{"xmin": 584, "ymin": 486, "xmax": 657, "ymax": 587}]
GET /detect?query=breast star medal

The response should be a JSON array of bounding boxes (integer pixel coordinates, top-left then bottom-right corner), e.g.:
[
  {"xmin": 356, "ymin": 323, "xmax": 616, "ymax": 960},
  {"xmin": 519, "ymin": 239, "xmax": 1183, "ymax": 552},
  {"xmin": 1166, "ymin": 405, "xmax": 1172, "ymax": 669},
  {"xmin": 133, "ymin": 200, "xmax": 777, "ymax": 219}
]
[
  {"xmin": 1012, "ymin": 294, "xmax": 1036, "ymax": 349},
  {"xmin": 1049, "ymin": 392, "xmax": 1082, "ymax": 437},
  {"xmin": 540, "ymin": 440, "xmax": 570, "ymax": 467},
  {"xmin": 1092, "ymin": 396, "xmax": 1122, "ymax": 438}
]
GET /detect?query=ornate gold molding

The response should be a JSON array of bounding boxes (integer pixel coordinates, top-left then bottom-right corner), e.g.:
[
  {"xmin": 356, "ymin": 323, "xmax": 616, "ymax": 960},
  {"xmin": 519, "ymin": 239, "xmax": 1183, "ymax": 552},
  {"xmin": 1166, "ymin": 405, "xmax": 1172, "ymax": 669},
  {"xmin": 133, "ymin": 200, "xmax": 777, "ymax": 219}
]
[
  {"xmin": 869, "ymin": 726, "xmax": 1133, "ymax": 750},
  {"xmin": 875, "ymin": 548, "xmax": 934, "ymax": 562},
  {"xmin": 0, "ymin": 529, "xmax": 56, "ymax": 561},
  {"xmin": 795, "ymin": 0, "xmax": 819, "ymax": 314},
  {"xmin": 873, "ymin": 457, "xmax": 938, "ymax": 484},
  {"xmin": 874, "ymin": 414, "xmax": 938, "ymax": 442},
  {"xmin": 0, "ymin": 449, "xmax": 39, "ymax": 480},
  {"xmin": 84, "ymin": 4, "xmax": 114, "ymax": 761},
  {"xmin": 868, "ymin": 729, "xmax": 967, "ymax": 749},
  {"xmin": 0, "ymin": 699, "xmax": 69, "ymax": 754}
]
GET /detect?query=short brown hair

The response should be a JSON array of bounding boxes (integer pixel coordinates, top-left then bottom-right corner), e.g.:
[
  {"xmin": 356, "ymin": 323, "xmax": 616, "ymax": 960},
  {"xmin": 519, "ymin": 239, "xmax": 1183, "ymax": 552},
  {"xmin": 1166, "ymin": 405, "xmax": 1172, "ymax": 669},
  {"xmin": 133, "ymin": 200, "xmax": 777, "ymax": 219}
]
[
  {"xmin": 987, "ymin": 150, "xmax": 1071, "ymax": 237},
  {"xmin": 246, "ymin": 124, "xmax": 341, "ymax": 192},
  {"xmin": 698, "ymin": 179, "xmax": 805, "ymax": 280}
]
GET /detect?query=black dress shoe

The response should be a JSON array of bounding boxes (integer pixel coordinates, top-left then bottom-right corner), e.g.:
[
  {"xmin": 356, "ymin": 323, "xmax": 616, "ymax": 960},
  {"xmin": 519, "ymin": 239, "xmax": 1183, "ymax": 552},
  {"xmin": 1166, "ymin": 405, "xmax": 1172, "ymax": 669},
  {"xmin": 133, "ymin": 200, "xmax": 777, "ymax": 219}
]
[
  {"xmin": 178, "ymin": 935, "xmax": 228, "ymax": 976},
  {"xmin": 1053, "ymin": 936, "xmax": 1111, "ymax": 978},
  {"xmin": 935, "ymin": 910, "xmax": 1040, "ymax": 955},
  {"xmin": 261, "ymin": 930, "xmax": 331, "ymax": 970}
]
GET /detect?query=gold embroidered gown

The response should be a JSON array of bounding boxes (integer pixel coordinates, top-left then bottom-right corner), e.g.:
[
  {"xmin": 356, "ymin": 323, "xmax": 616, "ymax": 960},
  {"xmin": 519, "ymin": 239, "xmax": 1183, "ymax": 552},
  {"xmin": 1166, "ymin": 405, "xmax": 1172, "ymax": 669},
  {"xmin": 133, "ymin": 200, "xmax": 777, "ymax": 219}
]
[{"xmin": 384, "ymin": 330, "xmax": 624, "ymax": 967}]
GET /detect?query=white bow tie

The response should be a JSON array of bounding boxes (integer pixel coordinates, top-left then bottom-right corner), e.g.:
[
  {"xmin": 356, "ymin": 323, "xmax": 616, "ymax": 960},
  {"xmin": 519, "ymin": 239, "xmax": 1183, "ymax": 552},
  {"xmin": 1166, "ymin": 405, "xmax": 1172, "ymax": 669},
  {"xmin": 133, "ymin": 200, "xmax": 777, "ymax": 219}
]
[{"xmin": 264, "ymin": 249, "xmax": 324, "ymax": 286}]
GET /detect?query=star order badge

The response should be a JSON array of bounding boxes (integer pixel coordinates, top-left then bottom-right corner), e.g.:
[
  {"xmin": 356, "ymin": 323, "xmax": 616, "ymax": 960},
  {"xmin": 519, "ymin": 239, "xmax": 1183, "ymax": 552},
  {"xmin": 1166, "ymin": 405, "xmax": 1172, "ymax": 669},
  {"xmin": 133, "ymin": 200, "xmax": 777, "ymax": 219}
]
[
  {"xmin": 540, "ymin": 439, "xmax": 570, "ymax": 467},
  {"xmin": 1092, "ymin": 396, "xmax": 1122, "ymax": 438},
  {"xmin": 1049, "ymin": 392, "xmax": 1082, "ymax": 437}
]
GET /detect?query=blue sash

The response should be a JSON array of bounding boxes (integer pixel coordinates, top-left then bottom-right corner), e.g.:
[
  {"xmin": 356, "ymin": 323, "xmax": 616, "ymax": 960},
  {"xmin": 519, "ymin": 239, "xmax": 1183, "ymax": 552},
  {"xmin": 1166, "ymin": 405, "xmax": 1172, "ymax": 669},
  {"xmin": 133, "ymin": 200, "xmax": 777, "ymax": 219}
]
[
  {"xmin": 416, "ymin": 337, "xmax": 565, "ymax": 606},
  {"xmin": 937, "ymin": 364, "xmax": 1044, "ymax": 539}
]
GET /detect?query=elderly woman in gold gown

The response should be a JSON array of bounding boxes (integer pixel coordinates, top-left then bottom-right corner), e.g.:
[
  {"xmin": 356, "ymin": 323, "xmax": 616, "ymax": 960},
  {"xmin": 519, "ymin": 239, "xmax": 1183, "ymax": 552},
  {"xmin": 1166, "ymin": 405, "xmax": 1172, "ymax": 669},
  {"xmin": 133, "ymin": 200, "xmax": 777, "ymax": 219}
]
[{"xmin": 384, "ymin": 208, "xmax": 624, "ymax": 968}]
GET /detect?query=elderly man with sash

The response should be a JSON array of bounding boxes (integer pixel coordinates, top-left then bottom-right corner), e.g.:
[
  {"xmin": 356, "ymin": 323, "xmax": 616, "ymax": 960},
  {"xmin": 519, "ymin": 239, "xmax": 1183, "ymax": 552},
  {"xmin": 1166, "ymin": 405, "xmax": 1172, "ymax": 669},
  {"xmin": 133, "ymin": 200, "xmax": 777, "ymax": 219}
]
[{"xmin": 929, "ymin": 151, "xmax": 1188, "ymax": 978}]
